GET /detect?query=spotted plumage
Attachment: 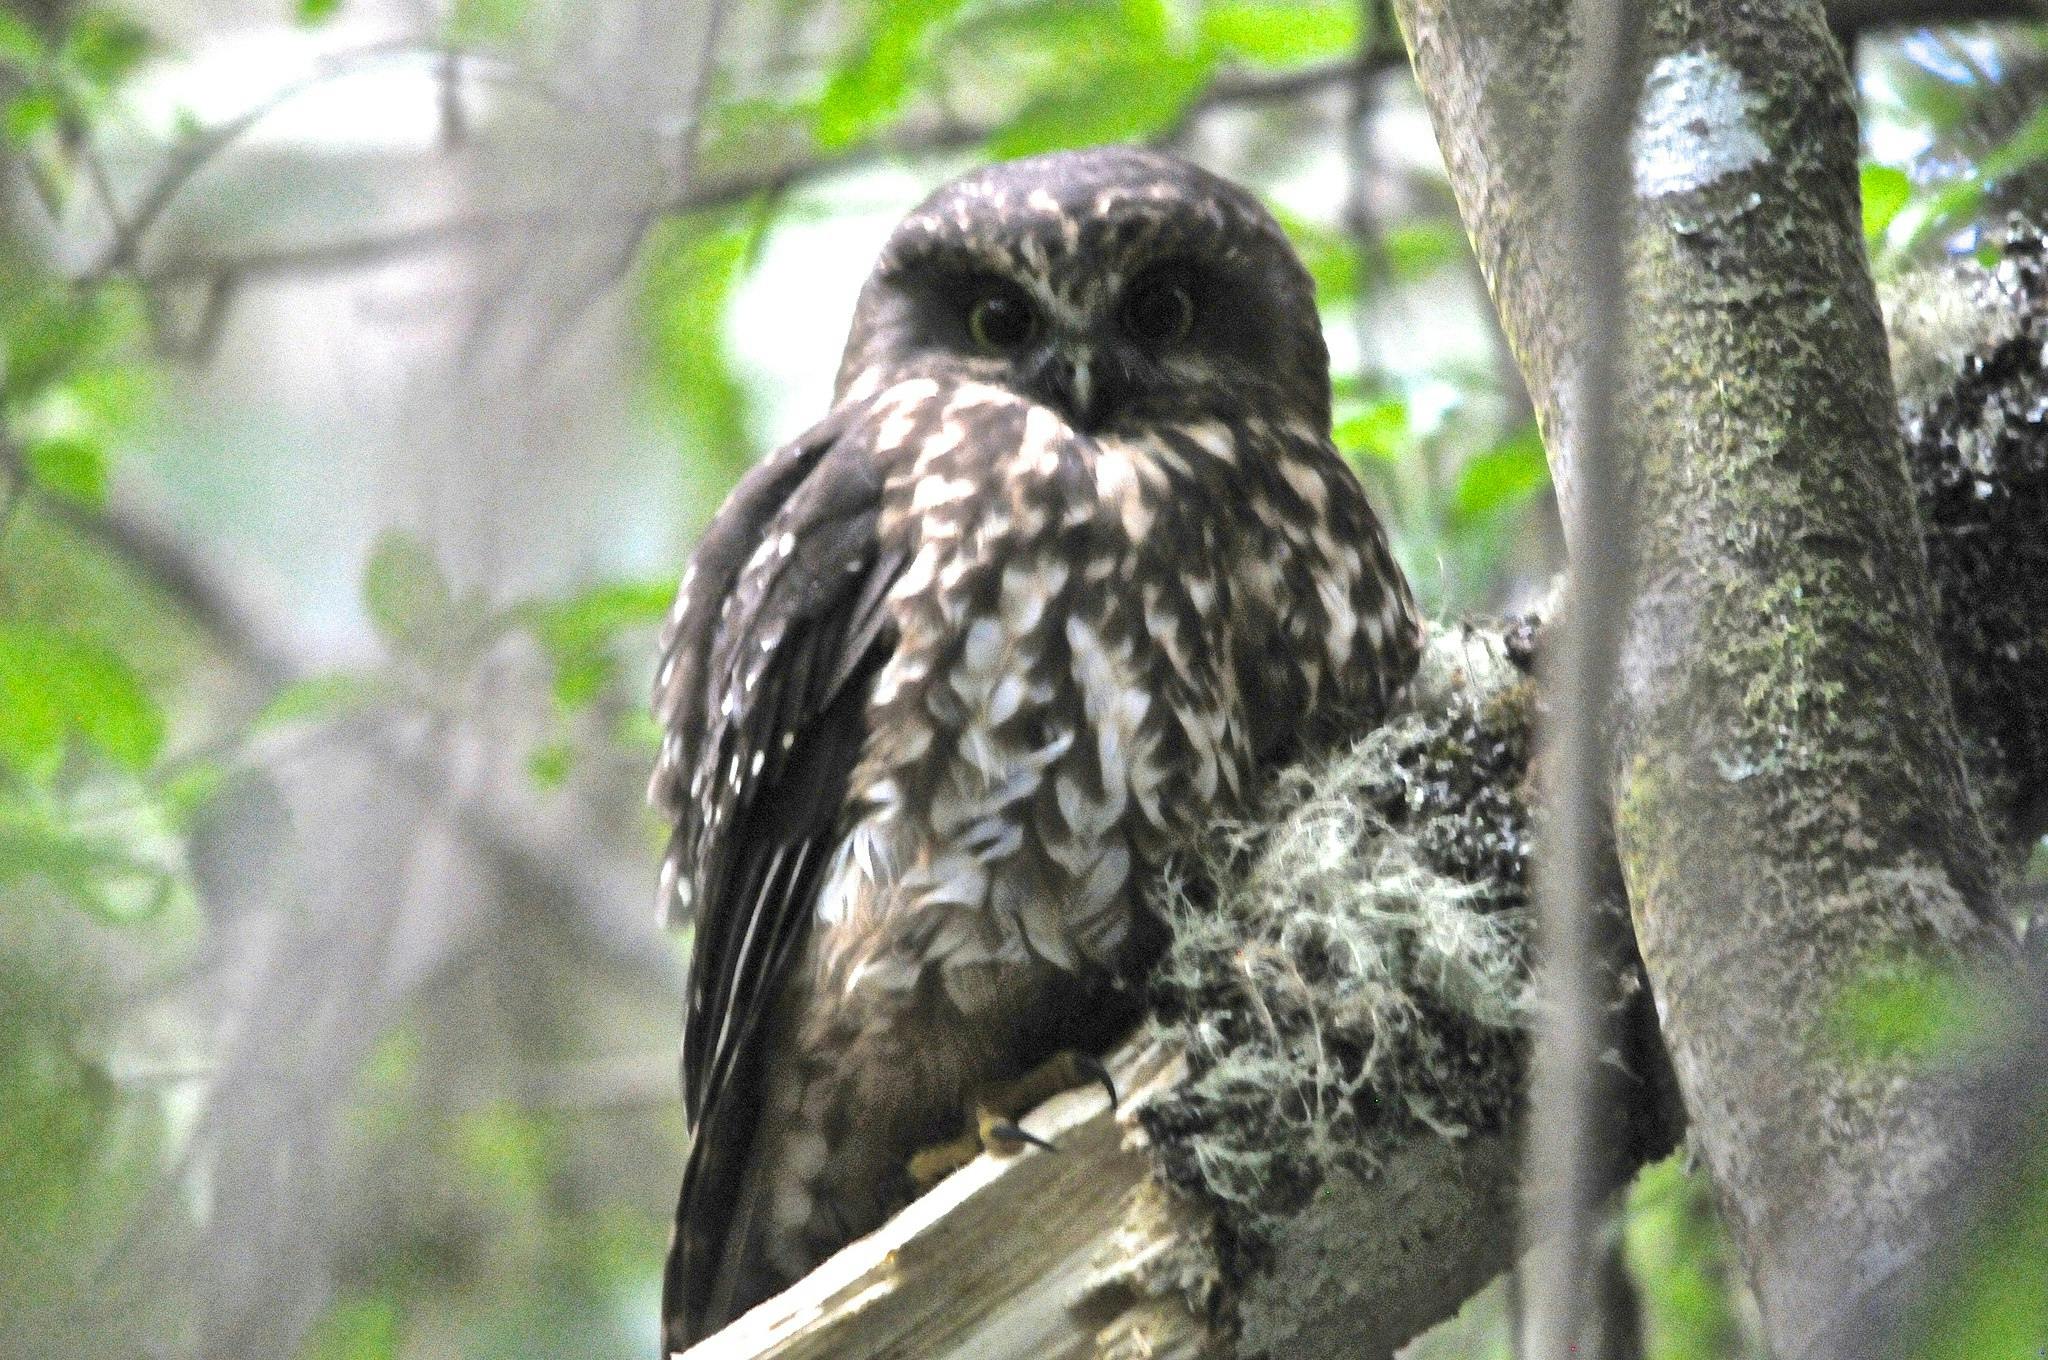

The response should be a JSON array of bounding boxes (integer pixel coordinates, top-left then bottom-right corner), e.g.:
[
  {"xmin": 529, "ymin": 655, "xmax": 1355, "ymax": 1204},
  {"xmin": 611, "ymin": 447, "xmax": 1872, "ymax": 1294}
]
[{"xmin": 650, "ymin": 146, "xmax": 1421, "ymax": 1352}]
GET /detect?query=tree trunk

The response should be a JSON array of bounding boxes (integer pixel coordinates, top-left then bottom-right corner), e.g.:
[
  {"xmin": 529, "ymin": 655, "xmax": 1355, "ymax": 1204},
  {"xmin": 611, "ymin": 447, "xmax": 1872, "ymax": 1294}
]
[{"xmin": 1393, "ymin": 2, "xmax": 2021, "ymax": 1356}]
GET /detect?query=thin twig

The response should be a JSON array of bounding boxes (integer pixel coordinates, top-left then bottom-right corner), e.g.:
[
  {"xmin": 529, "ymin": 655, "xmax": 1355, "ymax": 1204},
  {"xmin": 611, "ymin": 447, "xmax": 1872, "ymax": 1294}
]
[
  {"xmin": 504, "ymin": 0, "xmax": 734, "ymax": 375},
  {"xmin": 1520, "ymin": 0, "xmax": 1644, "ymax": 1357},
  {"xmin": 75, "ymin": 38, "xmax": 435, "ymax": 284},
  {"xmin": 126, "ymin": 53, "xmax": 1403, "ymax": 289}
]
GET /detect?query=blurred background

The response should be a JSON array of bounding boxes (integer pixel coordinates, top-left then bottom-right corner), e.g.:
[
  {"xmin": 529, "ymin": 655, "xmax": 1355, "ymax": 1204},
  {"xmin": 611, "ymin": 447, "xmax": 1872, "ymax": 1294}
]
[{"xmin": 1, "ymin": 2, "xmax": 2043, "ymax": 1357}]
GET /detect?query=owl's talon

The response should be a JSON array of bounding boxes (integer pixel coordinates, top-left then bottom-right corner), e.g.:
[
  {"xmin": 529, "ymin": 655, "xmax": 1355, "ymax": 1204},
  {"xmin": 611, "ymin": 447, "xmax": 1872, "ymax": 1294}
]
[
  {"xmin": 1073, "ymin": 1052, "xmax": 1118, "ymax": 1112},
  {"xmin": 907, "ymin": 1129, "xmax": 983, "ymax": 1190},
  {"xmin": 906, "ymin": 1048, "xmax": 1121, "ymax": 1189},
  {"xmin": 977, "ymin": 1109, "xmax": 1056, "ymax": 1155}
]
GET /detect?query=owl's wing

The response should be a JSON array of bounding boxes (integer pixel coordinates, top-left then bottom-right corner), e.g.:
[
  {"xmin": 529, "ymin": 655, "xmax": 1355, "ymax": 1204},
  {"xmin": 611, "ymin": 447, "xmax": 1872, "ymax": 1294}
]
[{"xmin": 651, "ymin": 409, "xmax": 902, "ymax": 1344}]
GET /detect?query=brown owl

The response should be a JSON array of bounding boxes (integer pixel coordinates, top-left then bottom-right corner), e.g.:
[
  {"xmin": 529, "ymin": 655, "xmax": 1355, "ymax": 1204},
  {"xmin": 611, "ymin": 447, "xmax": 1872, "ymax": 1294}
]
[{"xmin": 650, "ymin": 145, "xmax": 1420, "ymax": 1351}]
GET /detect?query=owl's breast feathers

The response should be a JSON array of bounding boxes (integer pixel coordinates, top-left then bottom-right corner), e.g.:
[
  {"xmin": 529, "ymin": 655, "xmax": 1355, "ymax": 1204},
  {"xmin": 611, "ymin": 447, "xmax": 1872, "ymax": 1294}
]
[{"xmin": 655, "ymin": 374, "xmax": 1419, "ymax": 1349}]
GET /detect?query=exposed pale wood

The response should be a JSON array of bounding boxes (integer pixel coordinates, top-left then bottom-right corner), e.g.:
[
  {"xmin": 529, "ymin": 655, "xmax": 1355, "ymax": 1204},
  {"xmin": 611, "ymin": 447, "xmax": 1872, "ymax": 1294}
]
[{"xmin": 675, "ymin": 1037, "xmax": 1205, "ymax": 1360}]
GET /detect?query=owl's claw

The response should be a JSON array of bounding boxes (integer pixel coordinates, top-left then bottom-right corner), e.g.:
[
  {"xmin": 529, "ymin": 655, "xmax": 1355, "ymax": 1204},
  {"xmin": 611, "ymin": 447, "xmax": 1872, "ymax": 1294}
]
[
  {"xmin": 977, "ymin": 1111, "xmax": 1056, "ymax": 1155},
  {"xmin": 904, "ymin": 1047, "xmax": 1119, "ymax": 1191},
  {"xmin": 1073, "ymin": 1051, "xmax": 1118, "ymax": 1112},
  {"xmin": 903, "ymin": 1107, "xmax": 1055, "ymax": 1190}
]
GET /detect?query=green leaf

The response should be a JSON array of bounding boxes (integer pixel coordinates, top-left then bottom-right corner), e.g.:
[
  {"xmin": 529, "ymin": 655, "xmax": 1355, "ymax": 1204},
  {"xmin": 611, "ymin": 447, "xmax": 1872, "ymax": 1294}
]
[
  {"xmin": 1199, "ymin": 2, "xmax": 1358, "ymax": 65},
  {"xmin": 157, "ymin": 759, "xmax": 226, "ymax": 823},
  {"xmin": 455, "ymin": 1104, "xmax": 555, "ymax": 1199},
  {"xmin": 62, "ymin": 10, "xmax": 150, "ymax": 89},
  {"xmin": 0, "ymin": 800, "xmax": 173, "ymax": 920},
  {"xmin": 613, "ymin": 707, "xmax": 662, "ymax": 752},
  {"xmin": 641, "ymin": 216, "xmax": 758, "ymax": 484},
  {"xmin": 815, "ymin": 0, "xmax": 967, "ymax": 150},
  {"xmin": 1449, "ymin": 425, "xmax": 1550, "ymax": 526},
  {"xmin": 254, "ymin": 671, "xmax": 386, "ymax": 728},
  {"xmin": 527, "ymin": 738, "xmax": 573, "ymax": 789},
  {"xmin": 361, "ymin": 530, "xmax": 453, "ymax": 655},
  {"xmin": 518, "ymin": 578, "xmax": 672, "ymax": 713},
  {"xmin": 1889, "ymin": 177, "xmax": 1987, "ymax": 255},
  {"xmin": 1625, "ymin": 1157, "xmax": 1747, "ymax": 1360},
  {"xmin": 3, "ymin": 87, "xmax": 59, "ymax": 145},
  {"xmin": 448, "ymin": 0, "xmax": 527, "ymax": 44},
  {"xmin": 549, "ymin": 650, "xmax": 611, "ymax": 711},
  {"xmin": 1915, "ymin": 1133, "xmax": 2048, "ymax": 1360},
  {"xmin": 295, "ymin": 0, "xmax": 343, "ymax": 22},
  {"xmin": 22, "ymin": 433, "xmax": 108, "ymax": 507},
  {"xmin": 1, "ymin": 278, "xmax": 144, "ymax": 409},
  {"xmin": 0, "ymin": 622, "xmax": 165, "ymax": 776},
  {"xmin": 0, "ymin": 13, "xmax": 45, "ymax": 73},
  {"xmin": 1860, "ymin": 164, "xmax": 1910, "ymax": 245},
  {"xmin": 529, "ymin": 578, "xmax": 673, "ymax": 654},
  {"xmin": 989, "ymin": 47, "xmax": 1215, "ymax": 157},
  {"xmin": 1272, "ymin": 208, "xmax": 1358, "ymax": 302},
  {"xmin": 1980, "ymin": 102, "xmax": 2048, "ymax": 184},
  {"xmin": 1332, "ymin": 397, "xmax": 1407, "ymax": 464}
]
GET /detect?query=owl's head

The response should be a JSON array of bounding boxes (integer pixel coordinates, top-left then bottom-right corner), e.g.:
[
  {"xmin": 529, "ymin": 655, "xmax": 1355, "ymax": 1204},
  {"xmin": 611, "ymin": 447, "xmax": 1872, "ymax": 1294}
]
[{"xmin": 835, "ymin": 147, "xmax": 1331, "ymax": 434}]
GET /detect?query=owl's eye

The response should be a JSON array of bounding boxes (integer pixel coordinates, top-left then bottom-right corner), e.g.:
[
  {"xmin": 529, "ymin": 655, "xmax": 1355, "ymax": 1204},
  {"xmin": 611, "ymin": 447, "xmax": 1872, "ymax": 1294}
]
[
  {"xmin": 967, "ymin": 288, "xmax": 1037, "ymax": 350},
  {"xmin": 1120, "ymin": 276, "xmax": 1195, "ymax": 345}
]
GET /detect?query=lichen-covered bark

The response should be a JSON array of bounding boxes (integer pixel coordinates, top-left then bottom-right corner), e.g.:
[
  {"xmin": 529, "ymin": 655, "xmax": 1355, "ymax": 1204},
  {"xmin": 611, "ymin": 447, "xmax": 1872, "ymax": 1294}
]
[
  {"xmin": 1889, "ymin": 230, "xmax": 2048, "ymax": 853},
  {"xmin": 1394, "ymin": 2, "xmax": 2021, "ymax": 1356}
]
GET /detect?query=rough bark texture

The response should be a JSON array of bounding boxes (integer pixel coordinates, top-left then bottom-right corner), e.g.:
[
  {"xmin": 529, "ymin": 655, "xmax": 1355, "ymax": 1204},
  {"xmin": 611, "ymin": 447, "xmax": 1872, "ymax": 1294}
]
[
  {"xmin": 1887, "ymin": 227, "xmax": 2048, "ymax": 854},
  {"xmin": 1394, "ymin": 2, "xmax": 2022, "ymax": 1357}
]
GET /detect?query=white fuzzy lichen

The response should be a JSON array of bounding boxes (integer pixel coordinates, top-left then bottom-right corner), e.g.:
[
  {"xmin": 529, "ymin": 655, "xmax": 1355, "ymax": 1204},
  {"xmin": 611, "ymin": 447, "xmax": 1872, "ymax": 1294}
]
[
  {"xmin": 1143, "ymin": 624, "xmax": 1539, "ymax": 1232},
  {"xmin": 1632, "ymin": 49, "xmax": 1769, "ymax": 199}
]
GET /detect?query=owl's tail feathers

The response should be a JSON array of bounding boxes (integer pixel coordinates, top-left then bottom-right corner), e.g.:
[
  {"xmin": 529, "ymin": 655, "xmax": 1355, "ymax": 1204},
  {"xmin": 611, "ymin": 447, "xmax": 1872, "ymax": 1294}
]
[
  {"xmin": 663, "ymin": 1104, "xmax": 765, "ymax": 1352},
  {"xmin": 663, "ymin": 1039, "xmax": 826, "ymax": 1356},
  {"xmin": 662, "ymin": 1119, "xmax": 729, "ymax": 1354}
]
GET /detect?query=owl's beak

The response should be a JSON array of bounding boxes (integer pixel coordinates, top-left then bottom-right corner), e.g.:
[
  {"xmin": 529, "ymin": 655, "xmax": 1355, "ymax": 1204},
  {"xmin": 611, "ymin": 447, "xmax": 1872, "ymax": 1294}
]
[{"xmin": 1028, "ymin": 345, "xmax": 1108, "ymax": 431}]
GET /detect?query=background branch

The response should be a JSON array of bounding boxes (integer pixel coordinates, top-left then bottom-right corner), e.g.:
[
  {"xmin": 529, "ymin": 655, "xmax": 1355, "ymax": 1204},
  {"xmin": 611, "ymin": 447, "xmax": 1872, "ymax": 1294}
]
[{"xmin": 1520, "ymin": 0, "xmax": 1643, "ymax": 1354}]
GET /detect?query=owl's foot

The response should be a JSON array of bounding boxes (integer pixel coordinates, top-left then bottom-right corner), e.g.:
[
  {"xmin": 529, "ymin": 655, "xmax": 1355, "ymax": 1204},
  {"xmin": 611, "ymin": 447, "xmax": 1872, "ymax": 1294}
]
[{"xmin": 906, "ymin": 1050, "xmax": 1118, "ymax": 1191}]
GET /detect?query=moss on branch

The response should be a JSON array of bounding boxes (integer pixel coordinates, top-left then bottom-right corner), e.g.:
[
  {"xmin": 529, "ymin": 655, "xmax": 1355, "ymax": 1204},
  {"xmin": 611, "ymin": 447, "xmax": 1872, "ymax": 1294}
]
[
  {"xmin": 1143, "ymin": 626, "xmax": 1538, "ymax": 1260},
  {"xmin": 1116, "ymin": 229, "xmax": 2048, "ymax": 1355}
]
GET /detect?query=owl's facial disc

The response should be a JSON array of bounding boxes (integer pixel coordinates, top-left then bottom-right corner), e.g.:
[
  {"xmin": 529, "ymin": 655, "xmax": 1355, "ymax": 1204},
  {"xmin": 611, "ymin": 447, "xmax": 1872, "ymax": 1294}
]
[
  {"xmin": 837, "ymin": 148, "xmax": 1334, "ymax": 432},
  {"xmin": 955, "ymin": 265, "xmax": 1205, "ymax": 432}
]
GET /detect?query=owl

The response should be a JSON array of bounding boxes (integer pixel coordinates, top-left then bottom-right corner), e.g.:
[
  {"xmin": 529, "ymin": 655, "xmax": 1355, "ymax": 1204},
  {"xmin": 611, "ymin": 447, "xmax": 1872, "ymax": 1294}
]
[{"xmin": 650, "ymin": 145, "xmax": 1421, "ymax": 1351}]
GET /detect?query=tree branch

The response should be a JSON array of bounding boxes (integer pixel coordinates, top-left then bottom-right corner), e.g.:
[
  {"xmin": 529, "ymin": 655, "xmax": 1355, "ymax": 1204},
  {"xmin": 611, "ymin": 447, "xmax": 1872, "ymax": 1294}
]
[
  {"xmin": 1520, "ymin": 0, "xmax": 1644, "ymax": 1354},
  {"xmin": 119, "ymin": 53, "xmax": 1408, "ymax": 289}
]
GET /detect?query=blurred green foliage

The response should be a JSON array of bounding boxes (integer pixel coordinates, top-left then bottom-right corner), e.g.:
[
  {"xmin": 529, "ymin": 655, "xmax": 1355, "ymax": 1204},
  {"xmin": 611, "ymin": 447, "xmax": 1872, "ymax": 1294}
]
[
  {"xmin": 1916, "ymin": 1130, "xmax": 2048, "ymax": 1360},
  {"xmin": 1625, "ymin": 1157, "xmax": 1755, "ymax": 1360},
  {"xmin": 1863, "ymin": 27, "xmax": 2048, "ymax": 265},
  {"xmin": 1, "ymin": 2, "xmax": 2045, "ymax": 1358}
]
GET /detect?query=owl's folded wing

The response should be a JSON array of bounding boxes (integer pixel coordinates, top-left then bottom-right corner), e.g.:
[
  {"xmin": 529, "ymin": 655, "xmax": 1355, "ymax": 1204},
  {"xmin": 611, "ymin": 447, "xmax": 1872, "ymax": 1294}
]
[{"xmin": 649, "ymin": 410, "xmax": 904, "ymax": 1345}]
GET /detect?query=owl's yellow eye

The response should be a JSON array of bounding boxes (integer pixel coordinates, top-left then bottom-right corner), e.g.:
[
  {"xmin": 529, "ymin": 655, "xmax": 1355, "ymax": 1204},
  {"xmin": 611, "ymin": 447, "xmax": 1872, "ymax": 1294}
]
[
  {"xmin": 968, "ymin": 289, "xmax": 1036, "ymax": 350},
  {"xmin": 1121, "ymin": 277, "xmax": 1195, "ymax": 345}
]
